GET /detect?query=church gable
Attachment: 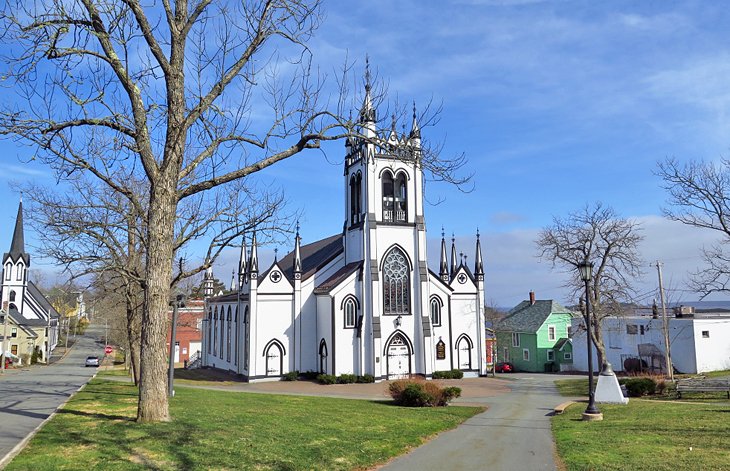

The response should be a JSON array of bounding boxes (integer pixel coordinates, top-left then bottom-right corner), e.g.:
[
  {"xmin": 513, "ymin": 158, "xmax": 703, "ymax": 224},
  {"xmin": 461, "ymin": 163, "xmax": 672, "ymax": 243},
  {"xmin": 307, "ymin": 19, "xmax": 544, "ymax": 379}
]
[
  {"xmin": 258, "ymin": 263, "xmax": 293, "ymax": 294},
  {"xmin": 450, "ymin": 266, "xmax": 478, "ymax": 294}
]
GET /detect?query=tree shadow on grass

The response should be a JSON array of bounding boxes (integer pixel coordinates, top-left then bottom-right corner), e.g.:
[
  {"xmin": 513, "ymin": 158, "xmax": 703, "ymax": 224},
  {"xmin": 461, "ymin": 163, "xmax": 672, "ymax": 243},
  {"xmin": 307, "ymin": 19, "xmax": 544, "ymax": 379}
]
[{"xmin": 57, "ymin": 408, "xmax": 134, "ymax": 422}]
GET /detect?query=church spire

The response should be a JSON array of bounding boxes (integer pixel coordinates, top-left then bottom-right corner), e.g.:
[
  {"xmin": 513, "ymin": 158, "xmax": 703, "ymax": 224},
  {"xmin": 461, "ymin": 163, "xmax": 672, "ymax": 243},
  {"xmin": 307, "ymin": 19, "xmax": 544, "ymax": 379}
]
[
  {"xmin": 230, "ymin": 270, "xmax": 236, "ymax": 292},
  {"xmin": 474, "ymin": 229, "xmax": 484, "ymax": 280},
  {"xmin": 249, "ymin": 231, "xmax": 259, "ymax": 275},
  {"xmin": 450, "ymin": 233, "xmax": 458, "ymax": 279},
  {"xmin": 439, "ymin": 227, "xmax": 449, "ymax": 281},
  {"xmin": 293, "ymin": 222, "xmax": 302, "ymax": 279},
  {"xmin": 6, "ymin": 200, "xmax": 29, "ymax": 264},
  {"xmin": 409, "ymin": 101, "xmax": 421, "ymax": 140},
  {"xmin": 238, "ymin": 235, "xmax": 248, "ymax": 289},
  {"xmin": 359, "ymin": 56, "xmax": 376, "ymax": 124}
]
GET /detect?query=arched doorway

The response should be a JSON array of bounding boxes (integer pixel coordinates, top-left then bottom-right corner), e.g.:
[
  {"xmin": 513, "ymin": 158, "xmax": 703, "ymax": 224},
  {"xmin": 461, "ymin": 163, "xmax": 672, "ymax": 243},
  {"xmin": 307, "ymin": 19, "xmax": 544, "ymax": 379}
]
[
  {"xmin": 386, "ymin": 332, "xmax": 411, "ymax": 379},
  {"xmin": 456, "ymin": 334, "xmax": 473, "ymax": 370},
  {"xmin": 264, "ymin": 340, "xmax": 284, "ymax": 377}
]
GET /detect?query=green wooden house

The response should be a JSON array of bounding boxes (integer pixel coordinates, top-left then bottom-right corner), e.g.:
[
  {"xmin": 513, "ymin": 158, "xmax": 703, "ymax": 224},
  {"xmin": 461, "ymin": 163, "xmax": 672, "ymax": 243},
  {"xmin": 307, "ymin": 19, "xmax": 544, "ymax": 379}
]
[{"xmin": 495, "ymin": 292, "xmax": 574, "ymax": 372}]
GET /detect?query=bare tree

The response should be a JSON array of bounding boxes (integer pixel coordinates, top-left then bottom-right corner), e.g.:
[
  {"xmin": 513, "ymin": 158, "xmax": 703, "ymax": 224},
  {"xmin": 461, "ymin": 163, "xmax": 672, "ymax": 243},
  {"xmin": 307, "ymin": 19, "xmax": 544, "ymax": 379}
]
[
  {"xmin": 0, "ymin": 1, "xmax": 467, "ymax": 422},
  {"xmin": 657, "ymin": 158, "xmax": 730, "ymax": 297},
  {"xmin": 536, "ymin": 202, "xmax": 644, "ymax": 369}
]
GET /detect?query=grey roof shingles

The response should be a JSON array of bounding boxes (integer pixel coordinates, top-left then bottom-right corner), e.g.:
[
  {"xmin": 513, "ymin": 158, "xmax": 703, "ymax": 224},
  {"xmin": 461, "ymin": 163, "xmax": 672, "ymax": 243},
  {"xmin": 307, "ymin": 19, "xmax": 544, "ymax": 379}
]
[
  {"xmin": 496, "ymin": 299, "xmax": 573, "ymax": 334},
  {"xmin": 314, "ymin": 262, "xmax": 362, "ymax": 294}
]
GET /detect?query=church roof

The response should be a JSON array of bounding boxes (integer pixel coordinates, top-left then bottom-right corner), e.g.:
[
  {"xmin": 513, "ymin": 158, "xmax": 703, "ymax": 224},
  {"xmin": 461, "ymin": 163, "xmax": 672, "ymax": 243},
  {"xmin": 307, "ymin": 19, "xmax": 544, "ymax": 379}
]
[
  {"xmin": 4, "ymin": 201, "xmax": 30, "ymax": 264},
  {"xmin": 26, "ymin": 281, "xmax": 61, "ymax": 320},
  {"xmin": 496, "ymin": 299, "xmax": 572, "ymax": 334},
  {"xmin": 314, "ymin": 262, "xmax": 362, "ymax": 294},
  {"xmin": 278, "ymin": 234, "xmax": 343, "ymax": 282}
]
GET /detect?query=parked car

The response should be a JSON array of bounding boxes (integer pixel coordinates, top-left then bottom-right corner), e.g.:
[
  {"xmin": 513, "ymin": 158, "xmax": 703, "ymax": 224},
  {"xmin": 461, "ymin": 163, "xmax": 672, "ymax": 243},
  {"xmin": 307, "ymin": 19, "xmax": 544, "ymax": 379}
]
[
  {"xmin": 495, "ymin": 361, "xmax": 514, "ymax": 373},
  {"xmin": 85, "ymin": 356, "xmax": 100, "ymax": 367}
]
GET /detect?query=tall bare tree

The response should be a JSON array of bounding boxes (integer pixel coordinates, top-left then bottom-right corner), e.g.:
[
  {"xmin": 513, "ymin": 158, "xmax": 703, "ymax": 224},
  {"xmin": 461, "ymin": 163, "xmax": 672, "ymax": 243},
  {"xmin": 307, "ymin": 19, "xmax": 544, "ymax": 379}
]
[
  {"xmin": 0, "ymin": 1, "xmax": 466, "ymax": 422},
  {"xmin": 536, "ymin": 202, "xmax": 643, "ymax": 369},
  {"xmin": 657, "ymin": 158, "xmax": 730, "ymax": 297}
]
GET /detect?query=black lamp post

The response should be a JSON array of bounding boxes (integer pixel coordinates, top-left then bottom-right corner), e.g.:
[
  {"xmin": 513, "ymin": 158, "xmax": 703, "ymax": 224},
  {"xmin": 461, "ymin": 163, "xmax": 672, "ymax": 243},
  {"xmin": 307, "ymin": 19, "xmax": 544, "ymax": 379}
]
[
  {"xmin": 578, "ymin": 259, "xmax": 601, "ymax": 419},
  {"xmin": 168, "ymin": 293, "xmax": 186, "ymax": 397}
]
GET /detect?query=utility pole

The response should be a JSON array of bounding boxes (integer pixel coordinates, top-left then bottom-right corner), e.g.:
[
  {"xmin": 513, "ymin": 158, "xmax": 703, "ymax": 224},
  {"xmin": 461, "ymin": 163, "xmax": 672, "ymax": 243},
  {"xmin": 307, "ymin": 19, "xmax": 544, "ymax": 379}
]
[
  {"xmin": 1, "ymin": 301, "xmax": 8, "ymax": 373},
  {"xmin": 655, "ymin": 261, "xmax": 673, "ymax": 381},
  {"xmin": 46, "ymin": 307, "xmax": 52, "ymax": 365}
]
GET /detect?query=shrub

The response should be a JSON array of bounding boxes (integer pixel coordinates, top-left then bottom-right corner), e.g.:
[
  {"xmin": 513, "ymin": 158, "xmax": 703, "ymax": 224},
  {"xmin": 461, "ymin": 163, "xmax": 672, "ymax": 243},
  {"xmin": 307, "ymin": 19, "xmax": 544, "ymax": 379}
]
[
  {"xmin": 357, "ymin": 374, "xmax": 375, "ymax": 383},
  {"xmin": 31, "ymin": 346, "xmax": 41, "ymax": 364},
  {"xmin": 441, "ymin": 386, "xmax": 462, "ymax": 403},
  {"xmin": 389, "ymin": 379, "xmax": 462, "ymax": 407},
  {"xmin": 301, "ymin": 370, "xmax": 319, "ymax": 380},
  {"xmin": 433, "ymin": 369, "xmax": 464, "ymax": 379},
  {"xmin": 282, "ymin": 371, "xmax": 299, "ymax": 381},
  {"xmin": 316, "ymin": 374, "xmax": 337, "ymax": 385},
  {"xmin": 337, "ymin": 374, "xmax": 357, "ymax": 384},
  {"xmin": 623, "ymin": 377, "xmax": 657, "ymax": 397}
]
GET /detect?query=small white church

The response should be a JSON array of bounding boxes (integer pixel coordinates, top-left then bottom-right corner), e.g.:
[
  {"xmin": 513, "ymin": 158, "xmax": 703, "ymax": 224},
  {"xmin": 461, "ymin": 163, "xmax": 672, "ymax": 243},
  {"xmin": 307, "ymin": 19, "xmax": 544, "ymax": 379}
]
[{"xmin": 201, "ymin": 84, "xmax": 487, "ymax": 381}]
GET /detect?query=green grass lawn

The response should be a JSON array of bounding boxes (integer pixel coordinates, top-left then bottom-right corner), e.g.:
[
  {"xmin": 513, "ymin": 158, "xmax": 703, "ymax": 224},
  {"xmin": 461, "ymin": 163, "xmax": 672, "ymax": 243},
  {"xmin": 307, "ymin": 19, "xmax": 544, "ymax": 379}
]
[
  {"xmin": 553, "ymin": 400, "xmax": 730, "ymax": 470},
  {"xmin": 6, "ymin": 379, "xmax": 482, "ymax": 471},
  {"xmin": 554, "ymin": 378, "xmax": 588, "ymax": 397}
]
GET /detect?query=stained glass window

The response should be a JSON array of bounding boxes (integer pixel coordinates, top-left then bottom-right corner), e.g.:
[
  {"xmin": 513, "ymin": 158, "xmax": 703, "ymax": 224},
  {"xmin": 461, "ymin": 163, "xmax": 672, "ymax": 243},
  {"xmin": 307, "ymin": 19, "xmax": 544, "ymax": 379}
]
[{"xmin": 383, "ymin": 248, "xmax": 409, "ymax": 314}]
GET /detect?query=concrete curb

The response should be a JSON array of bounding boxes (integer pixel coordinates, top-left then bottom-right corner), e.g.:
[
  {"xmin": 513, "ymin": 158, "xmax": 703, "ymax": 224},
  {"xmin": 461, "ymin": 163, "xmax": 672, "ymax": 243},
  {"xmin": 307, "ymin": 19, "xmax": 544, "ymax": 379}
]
[{"xmin": 0, "ymin": 349, "xmax": 95, "ymax": 470}]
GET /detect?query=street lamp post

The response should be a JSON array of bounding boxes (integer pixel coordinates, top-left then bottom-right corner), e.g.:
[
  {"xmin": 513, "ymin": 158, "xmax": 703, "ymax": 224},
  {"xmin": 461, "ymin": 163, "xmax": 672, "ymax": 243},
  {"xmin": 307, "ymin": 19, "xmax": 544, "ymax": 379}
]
[
  {"xmin": 578, "ymin": 259, "xmax": 602, "ymax": 421},
  {"xmin": 168, "ymin": 294, "xmax": 186, "ymax": 397}
]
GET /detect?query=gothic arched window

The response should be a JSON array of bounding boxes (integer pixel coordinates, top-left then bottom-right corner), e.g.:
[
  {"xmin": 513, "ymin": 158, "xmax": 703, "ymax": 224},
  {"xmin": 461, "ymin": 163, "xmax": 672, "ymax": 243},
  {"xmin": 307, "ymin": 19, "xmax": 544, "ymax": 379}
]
[
  {"xmin": 383, "ymin": 247, "xmax": 410, "ymax": 315},
  {"xmin": 207, "ymin": 309, "xmax": 212, "ymax": 354},
  {"xmin": 430, "ymin": 297, "xmax": 441, "ymax": 326},
  {"xmin": 226, "ymin": 307, "xmax": 232, "ymax": 362},
  {"xmin": 382, "ymin": 171, "xmax": 394, "ymax": 222},
  {"xmin": 349, "ymin": 173, "xmax": 362, "ymax": 225},
  {"xmin": 9, "ymin": 290, "xmax": 16, "ymax": 302},
  {"xmin": 219, "ymin": 307, "xmax": 225, "ymax": 359},
  {"xmin": 4, "ymin": 263, "xmax": 11, "ymax": 281},
  {"xmin": 344, "ymin": 298, "xmax": 357, "ymax": 328},
  {"xmin": 382, "ymin": 171, "xmax": 407, "ymax": 223},
  {"xmin": 394, "ymin": 172, "xmax": 407, "ymax": 221}
]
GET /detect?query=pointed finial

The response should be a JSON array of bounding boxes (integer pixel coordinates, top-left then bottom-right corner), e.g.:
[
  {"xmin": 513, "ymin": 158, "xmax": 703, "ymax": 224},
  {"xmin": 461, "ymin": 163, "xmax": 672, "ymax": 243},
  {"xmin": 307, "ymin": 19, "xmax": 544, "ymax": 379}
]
[
  {"xmin": 274, "ymin": 247, "xmax": 278, "ymax": 263},
  {"xmin": 391, "ymin": 114, "xmax": 396, "ymax": 131},
  {"xmin": 296, "ymin": 220, "xmax": 300, "ymax": 236},
  {"xmin": 441, "ymin": 226, "xmax": 445, "ymax": 239},
  {"xmin": 365, "ymin": 54, "xmax": 372, "ymax": 92},
  {"xmin": 477, "ymin": 227, "xmax": 480, "ymax": 239},
  {"xmin": 452, "ymin": 232, "xmax": 455, "ymax": 243}
]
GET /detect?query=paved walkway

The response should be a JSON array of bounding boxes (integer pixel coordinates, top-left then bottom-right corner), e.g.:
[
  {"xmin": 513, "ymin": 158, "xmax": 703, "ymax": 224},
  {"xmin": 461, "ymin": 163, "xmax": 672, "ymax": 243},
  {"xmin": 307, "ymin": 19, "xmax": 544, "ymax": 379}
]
[{"xmin": 381, "ymin": 374, "xmax": 567, "ymax": 471}]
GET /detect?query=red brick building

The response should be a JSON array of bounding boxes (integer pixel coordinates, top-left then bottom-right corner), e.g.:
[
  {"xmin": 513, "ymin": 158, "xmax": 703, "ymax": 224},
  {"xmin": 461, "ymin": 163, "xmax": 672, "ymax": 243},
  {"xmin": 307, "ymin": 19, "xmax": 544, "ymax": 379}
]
[{"xmin": 167, "ymin": 298, "xmax": 206, "ymax": 366}]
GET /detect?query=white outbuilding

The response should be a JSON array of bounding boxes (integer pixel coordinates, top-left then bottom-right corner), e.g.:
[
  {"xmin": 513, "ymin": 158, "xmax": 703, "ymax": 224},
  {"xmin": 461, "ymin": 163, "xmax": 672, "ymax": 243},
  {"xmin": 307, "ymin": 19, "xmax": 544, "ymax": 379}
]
[{"xmin": 571, "ymin": 314, "xmax": 730, "ymax": 374}]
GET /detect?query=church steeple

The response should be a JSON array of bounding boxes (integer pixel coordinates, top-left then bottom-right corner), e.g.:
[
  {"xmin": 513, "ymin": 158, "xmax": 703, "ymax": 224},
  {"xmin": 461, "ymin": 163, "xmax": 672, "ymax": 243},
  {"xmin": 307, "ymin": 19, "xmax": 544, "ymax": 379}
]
[
  {"xmin": 238, "ymin": 235, "xmax": 248, "ymax": 289},
  {"xmin": 293, "ymin": 222, "xmax": 302, "ymax": 279},
  {"xmin": 249, "ymin": 231, "xmax": 259, "ymax": 276},
  {"xmin": 359, "ymin": 56, "xmax": 376, "ymax": 126},
  {"xmin": 474, "ymin": 229, "xmax": 484, "ymax": 281},
  {"xmin": 439, "ymin": 228, "xmax": 449, "ymax": 282},
  {"xmin": 450, "ymin": 234, "xmax": 458, "ymax": 279},
  {"xmin": 5, "ymin": 200, "xmax": 30, "ymax": 265},
  {"xmin": 409, "ymin": 102, "xmax": 421, "ymax": 141}
]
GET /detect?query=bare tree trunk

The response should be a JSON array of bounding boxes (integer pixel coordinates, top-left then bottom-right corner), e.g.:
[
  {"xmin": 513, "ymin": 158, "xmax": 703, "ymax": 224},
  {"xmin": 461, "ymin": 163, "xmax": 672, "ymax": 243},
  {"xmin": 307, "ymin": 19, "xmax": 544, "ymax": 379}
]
[{"xmin": 137, "ymin": 182, "xmax": 177, "ymax": 422}]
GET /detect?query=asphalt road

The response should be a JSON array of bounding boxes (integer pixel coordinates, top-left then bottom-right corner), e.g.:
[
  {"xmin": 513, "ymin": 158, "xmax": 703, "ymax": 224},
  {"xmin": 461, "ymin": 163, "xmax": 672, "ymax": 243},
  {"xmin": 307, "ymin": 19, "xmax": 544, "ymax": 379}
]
[
  {"xmin": 381, "ymin": 373, "xmax": 567, "ymax": 471},
  {"xmin": 0, "ymin": 324, "xmax": 105, "ymax": 465}
]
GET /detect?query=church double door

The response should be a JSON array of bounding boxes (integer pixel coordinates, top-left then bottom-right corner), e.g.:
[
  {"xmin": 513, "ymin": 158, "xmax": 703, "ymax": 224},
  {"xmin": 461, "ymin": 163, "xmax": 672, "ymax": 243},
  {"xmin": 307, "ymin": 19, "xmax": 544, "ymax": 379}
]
[{"xmin": 386, "ymin": 334, "xmax": 411, "ymax": 379}]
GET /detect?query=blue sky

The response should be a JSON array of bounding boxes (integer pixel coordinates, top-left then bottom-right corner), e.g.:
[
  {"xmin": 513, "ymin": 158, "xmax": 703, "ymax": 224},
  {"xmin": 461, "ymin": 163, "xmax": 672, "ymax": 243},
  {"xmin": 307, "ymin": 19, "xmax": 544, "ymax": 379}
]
[{"xmin": 2, "ymin": 0, "xmax": 729, "ymax": 307}]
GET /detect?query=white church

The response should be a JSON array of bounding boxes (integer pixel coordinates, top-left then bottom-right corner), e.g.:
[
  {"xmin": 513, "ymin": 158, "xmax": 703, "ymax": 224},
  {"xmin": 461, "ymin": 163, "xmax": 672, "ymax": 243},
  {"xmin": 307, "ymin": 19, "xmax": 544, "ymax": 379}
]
[{"xmin": 201, "ymin": 84, "xmax": 487, "ymax": 381}]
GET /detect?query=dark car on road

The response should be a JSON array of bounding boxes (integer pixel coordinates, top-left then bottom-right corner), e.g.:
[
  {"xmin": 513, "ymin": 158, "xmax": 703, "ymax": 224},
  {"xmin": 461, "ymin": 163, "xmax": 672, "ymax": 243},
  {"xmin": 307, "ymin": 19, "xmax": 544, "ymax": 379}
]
[
  {"xmin": 85, "ymin": 356, "xmax": 100, "ymax": 367},
  {"xmin": 495, "ymin": 361, "xmax": 514, "ymax": 373}
]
